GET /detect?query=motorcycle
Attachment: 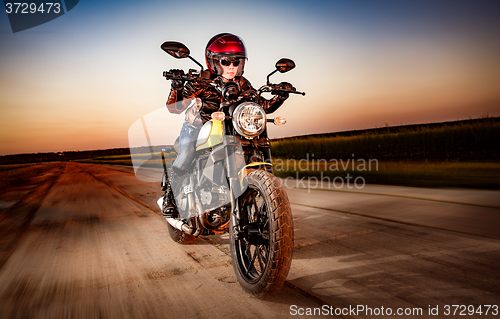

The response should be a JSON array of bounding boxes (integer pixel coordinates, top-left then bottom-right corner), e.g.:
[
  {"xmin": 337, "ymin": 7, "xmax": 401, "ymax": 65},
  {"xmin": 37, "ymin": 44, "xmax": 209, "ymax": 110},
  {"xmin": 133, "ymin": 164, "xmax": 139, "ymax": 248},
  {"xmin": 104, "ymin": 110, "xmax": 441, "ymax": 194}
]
[{"xmin": 157, "ymin": 41, "xmax": 305, "ymax": 297}]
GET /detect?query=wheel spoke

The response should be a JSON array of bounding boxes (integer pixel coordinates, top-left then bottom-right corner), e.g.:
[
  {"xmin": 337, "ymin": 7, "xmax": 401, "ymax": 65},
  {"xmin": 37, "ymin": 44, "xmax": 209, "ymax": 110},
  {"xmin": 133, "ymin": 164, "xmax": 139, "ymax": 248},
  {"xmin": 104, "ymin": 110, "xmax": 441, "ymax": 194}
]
[
  {"xmin": 256, "ymin": 245, "xmax": 266, "ymax": 271},
  {"xmin": 245, "ymin": 241, "xmax": 252, "ymax": 260},
  {"xmin": 251, "ymin": 193, "xmax": 259, "ymax": 221},
  {"xmin": 258, "ymin": 200, "xmax": 266, "ymax": 216},
  {"xmin": 263, "ymin": 220, "xmax": 269, "ymax": 231},
  {"xmin": 248, "ymin": 198, "xmax": 255, "ymax": 221},
  {"xmin": 234, "ymin": 180, "xmax": 275, "ymax": 283},
  {"xmin": 239, "ymin": 242, "xmax": 252, "ymax": 275},
  {"xmin": 247, "ymin": 245, "xmax": 258, "ymax": 275},
  {"xmin": 257, "ymin": 200, "xmax": 269, "ymax": 229}
]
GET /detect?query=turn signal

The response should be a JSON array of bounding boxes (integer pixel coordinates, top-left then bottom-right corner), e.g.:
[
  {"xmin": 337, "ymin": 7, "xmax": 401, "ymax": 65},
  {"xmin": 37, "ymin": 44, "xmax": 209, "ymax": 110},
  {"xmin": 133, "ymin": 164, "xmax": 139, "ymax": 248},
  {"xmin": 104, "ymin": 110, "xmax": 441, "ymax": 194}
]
[
  {"xmin": 211, "ymin": 111, "xmax": 225, "ymax": 121},
  {"xmin": 274, "ymin": 116, "xmax": 287, "ymax": 126}
]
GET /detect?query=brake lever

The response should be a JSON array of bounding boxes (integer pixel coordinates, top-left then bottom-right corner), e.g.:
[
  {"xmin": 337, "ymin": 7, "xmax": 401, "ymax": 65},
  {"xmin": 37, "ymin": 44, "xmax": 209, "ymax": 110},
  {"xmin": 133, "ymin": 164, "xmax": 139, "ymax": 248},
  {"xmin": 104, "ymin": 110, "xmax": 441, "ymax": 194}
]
[
  {"xmin": 283, "ymin": 89, "xmax": 306, "ymax": 96},
  {"xmin": 268, "ymin": 84, "xmax": 306, "ymax": 96}
]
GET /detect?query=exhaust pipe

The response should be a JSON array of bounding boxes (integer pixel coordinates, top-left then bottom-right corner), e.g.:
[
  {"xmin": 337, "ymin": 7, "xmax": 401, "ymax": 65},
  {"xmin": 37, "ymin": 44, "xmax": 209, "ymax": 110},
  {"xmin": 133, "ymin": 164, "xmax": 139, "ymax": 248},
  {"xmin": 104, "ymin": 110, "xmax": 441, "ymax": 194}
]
[
  {"xmin": 166, "ymin": 217, "xmax": 193, "ymax": 234},
  {"xmin": 157, "ymin": 195, "xmax": 203, "ymax": 236}
]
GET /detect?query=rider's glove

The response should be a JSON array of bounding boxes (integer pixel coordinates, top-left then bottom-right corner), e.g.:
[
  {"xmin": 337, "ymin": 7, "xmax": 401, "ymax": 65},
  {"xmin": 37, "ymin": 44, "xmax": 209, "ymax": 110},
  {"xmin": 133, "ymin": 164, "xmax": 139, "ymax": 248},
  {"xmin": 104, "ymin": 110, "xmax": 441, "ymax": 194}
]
[
  {"xmin": 272, "ymin": 82, "xmax": 295, "ymax": 99},
  {"xmin": 170, "ymin": 69, "xmax": 185, "ymax": 90},
  {"xmin": 240, "ymin": 89, "xmax": 257, "ymax": 101}
]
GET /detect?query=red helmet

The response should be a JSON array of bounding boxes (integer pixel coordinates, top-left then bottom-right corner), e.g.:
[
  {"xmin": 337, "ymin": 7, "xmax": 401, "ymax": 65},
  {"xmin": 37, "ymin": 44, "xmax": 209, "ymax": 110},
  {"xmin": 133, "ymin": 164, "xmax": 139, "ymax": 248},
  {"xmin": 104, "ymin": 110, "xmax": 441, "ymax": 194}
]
[{"xmin": 205, "ymin": 33, "xmax": 247, "ymax": 76}]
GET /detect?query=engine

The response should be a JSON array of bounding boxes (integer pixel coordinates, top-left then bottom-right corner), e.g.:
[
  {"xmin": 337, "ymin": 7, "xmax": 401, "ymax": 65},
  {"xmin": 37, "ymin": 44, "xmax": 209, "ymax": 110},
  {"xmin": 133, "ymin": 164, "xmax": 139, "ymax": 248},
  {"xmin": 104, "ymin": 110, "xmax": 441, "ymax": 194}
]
[{"xmin": 199, "ymin": 185, "xmax": 229, "ymax": 210}]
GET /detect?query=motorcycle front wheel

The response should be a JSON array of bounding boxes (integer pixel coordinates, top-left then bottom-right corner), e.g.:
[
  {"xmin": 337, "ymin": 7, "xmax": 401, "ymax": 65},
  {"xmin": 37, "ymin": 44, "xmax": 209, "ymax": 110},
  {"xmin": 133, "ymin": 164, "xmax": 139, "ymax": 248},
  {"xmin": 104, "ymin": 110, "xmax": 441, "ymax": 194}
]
[{"xmin": 229, "ymin": 170, "xmax": 293, "ymax": 298}]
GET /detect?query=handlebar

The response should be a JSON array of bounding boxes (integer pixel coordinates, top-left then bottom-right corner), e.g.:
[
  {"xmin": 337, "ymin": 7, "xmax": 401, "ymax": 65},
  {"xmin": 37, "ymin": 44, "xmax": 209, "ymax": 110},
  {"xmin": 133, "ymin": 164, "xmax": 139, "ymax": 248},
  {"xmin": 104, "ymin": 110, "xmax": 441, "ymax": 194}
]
[
  {"xmin": 164, "ymin": 69, "xmax": 306, "ymax": 96},
  {"xmin": 259, "ymin": 84, "xmax": 306, "ymax": 96},
  {"xmin": 282, "ymin": 89, "xmax": 306, "ymax": 96},
  {"xmin": 163, "ymin": 69, "xmax": 212, "ymax": 82},
  {"xmin": 162, "ymin": 70, "xmax": 198, "ymax": 82}
]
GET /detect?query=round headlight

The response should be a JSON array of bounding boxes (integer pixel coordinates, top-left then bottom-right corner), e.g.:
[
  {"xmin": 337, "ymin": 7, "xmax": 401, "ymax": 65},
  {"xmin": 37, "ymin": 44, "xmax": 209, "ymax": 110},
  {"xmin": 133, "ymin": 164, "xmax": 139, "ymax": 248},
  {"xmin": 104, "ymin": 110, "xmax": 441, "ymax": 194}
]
[{"xmin": 232, "ymin": 102, "xmax": 267, "ymax": 139}]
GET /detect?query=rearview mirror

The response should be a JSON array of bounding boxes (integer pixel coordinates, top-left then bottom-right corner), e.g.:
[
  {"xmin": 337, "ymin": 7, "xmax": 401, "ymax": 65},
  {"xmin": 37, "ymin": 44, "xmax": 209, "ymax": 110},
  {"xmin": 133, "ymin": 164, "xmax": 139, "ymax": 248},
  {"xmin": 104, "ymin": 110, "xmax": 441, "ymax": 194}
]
[
  {"xmin": 267, "ymin": 58, "xmax": 296, "ymax": 84},
  {"xmin": 275, "ymin": 58, "xmax": 295, "ymax": 73},
  {"xmin": 161, "ymin": 41, "xmax": 190, "ymax": 59}
]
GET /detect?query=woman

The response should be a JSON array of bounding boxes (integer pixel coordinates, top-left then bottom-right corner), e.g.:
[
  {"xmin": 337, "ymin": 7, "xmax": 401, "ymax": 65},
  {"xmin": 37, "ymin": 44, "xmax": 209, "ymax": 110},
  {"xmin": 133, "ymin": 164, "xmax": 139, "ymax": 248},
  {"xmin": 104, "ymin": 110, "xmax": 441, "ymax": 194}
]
[{"xmin": 162, "ymin": 33, "xmax": 292, "ymax": 217}]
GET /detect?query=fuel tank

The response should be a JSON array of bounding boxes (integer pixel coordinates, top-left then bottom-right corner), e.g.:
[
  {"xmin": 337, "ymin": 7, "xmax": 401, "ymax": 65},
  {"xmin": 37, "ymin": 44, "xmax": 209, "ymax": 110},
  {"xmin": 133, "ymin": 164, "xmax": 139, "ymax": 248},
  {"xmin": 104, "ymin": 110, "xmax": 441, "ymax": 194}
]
[{"xmin": 196, "ymin": 119, "xmax": 223, "ymax": 150}]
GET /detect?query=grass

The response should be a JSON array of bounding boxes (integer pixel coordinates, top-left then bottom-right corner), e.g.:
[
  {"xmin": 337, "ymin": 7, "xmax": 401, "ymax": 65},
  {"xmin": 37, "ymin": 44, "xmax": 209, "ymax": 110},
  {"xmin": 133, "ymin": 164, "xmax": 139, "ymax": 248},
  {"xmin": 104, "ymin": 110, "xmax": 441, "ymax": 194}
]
[
  {"xmin": 271, "ymin": 119, "xmax": 500, "ymax": 161},
  {"xmin": 273, "ymin": 160, "xmax": 500, "ymax": 189},
  {"xmin": 77, "ymin": 151, "xmax": 177, "ymax": 167},
  {"xmin": 0, "ymin": 163, "xmax": 34, "ymax": 172},
  {"xmin": 73, "ymin": 118, "xmax": 500, "ymax": 189},
  {"xmin": 270, "ymin": 119, "xmax": 500, "ymax": 189},
  {"xmin": 77, "ymin": 154, "xmax": 133, "ymax": 166}
]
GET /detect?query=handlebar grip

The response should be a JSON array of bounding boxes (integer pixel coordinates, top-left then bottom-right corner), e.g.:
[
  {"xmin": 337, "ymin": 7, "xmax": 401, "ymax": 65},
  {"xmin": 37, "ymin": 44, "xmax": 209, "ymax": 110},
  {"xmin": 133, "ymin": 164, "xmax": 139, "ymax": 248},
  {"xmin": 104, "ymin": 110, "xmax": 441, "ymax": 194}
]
[
  {"xmin": 163, "ymin": 71, "xmax": 198, "ymax": 82},
  {"xmin": 276, "ymin": 87, "xmax": 306, "ymax": 96},
  {"xmin": 287, "ymin": 90, "xmax": 306, "ymax": 96},
  {"xmin": 269, "ymin": 84, "xmax": 305, "ymax": 96}
]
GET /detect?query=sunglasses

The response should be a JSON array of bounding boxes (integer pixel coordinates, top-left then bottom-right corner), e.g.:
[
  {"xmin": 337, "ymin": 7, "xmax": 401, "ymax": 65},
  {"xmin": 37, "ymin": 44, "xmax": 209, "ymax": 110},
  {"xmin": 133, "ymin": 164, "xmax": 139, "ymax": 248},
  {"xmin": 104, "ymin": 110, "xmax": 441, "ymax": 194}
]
[{"xmin": 219, "ymin": 59, "xmax": 241, "ymax": 67}]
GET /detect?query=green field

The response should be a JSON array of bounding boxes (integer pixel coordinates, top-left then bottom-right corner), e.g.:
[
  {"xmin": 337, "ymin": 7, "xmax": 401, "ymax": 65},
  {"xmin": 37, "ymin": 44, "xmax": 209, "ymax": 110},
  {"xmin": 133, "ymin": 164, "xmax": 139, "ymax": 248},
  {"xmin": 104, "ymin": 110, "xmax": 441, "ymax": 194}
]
[
  {"xmin": 68, "ymin": 118, "xmax": 500, "ymax": 189},
  {"xmin": 272, "ymin": 160, "xmax": 500, "ymax": 189},
  {"xmin": 77, "ymin": 151, "xmax": 177, "ymax": 167},
  {"xmin": 77, "ymin": 154, "xmax": 133, "ymax": 166},
  {"xmin": 271, "ymin": 118, "xmax": 500, "ymax": 161},
  {"xmin": 270, "ymin": 118, "xmax": 500, "ymax": 189},
  {"xmin": 0, "ymin": 163, "xmax": 34, "ymax": 172}
]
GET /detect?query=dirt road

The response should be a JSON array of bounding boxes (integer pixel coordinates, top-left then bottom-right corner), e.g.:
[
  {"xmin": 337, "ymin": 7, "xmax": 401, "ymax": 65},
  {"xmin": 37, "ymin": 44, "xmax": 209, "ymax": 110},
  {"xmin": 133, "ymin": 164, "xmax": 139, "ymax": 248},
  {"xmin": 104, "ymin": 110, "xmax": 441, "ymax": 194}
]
[{"xmin": 0, "ymin": 162, "xmax": 499, "ymax": 318}]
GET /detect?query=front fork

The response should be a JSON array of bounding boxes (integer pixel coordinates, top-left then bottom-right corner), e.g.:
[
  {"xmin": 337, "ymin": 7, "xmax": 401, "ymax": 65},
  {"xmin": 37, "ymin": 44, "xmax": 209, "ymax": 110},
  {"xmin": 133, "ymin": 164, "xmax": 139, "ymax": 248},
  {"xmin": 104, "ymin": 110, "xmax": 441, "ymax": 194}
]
[
  {"xmin": 261, "ymin": 147, "xmax": 273, "ymax": 173},
  {"xmin": 256, "ymin": 127, "xmax": 273, "ymax": 173},
  {"xmin": 224, "ymin": 124, "xmax": 273, "ymax": 238},
  {"xmin": 223, "ymin": 117, "xmax": 246, "ymax": 237},
  {"xmin": 224, "ymin": 137, "xmax": 243, "ymax": 237}
]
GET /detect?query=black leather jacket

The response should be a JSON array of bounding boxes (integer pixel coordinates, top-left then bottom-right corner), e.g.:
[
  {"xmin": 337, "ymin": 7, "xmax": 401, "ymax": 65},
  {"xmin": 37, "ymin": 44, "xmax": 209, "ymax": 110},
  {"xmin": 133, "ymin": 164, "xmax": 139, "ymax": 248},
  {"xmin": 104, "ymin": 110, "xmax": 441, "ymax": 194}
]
[{"xmin": 167, "ymin": 75, "xmax": 286, "ymax": 124}]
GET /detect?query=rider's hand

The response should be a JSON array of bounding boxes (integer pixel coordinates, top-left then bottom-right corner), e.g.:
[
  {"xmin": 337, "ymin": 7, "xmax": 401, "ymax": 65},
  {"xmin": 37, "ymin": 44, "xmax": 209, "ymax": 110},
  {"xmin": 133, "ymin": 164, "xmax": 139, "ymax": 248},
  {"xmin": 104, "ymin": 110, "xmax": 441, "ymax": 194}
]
[
  {"xmin": 170, "ymin": 69, "xmax": 185, "ymax": 90},
  {"xmin": 241, "ymin": 89, "xmax": 257, "ymax": 101},
  {"xmin": 272, "ymin": 82, "xmax": 295, "ymax": 99}
]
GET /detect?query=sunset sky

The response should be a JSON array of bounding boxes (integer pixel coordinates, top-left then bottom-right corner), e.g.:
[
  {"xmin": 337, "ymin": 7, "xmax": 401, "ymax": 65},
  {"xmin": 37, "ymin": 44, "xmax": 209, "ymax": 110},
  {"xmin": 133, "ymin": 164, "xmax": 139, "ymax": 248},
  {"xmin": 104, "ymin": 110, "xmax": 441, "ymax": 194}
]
[{"xmin": 1, "ymin": 0, "xmax": 499, "ymax": 155}]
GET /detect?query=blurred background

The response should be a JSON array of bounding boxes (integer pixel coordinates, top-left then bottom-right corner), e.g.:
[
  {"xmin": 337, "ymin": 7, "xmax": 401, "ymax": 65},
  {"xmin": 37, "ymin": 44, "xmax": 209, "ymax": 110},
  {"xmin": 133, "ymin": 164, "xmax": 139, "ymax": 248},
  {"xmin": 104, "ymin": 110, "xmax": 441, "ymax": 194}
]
[{"xmin": 0, "ymin": 0, "xmax": 499, "ymax": 156}]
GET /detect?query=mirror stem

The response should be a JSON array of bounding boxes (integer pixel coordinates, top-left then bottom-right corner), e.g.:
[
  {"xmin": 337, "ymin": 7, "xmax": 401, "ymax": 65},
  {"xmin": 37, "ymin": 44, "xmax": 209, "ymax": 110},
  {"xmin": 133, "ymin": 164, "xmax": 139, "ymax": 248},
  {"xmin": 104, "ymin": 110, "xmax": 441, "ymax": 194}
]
[
  {"xmin": 266, "ymin": 69, "xmax": 278, "ymax": 85},
  {"xmin": 189, "ymin": 56, "xmax": 204, "ymax": 73}
]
